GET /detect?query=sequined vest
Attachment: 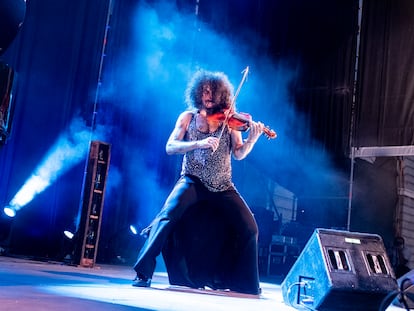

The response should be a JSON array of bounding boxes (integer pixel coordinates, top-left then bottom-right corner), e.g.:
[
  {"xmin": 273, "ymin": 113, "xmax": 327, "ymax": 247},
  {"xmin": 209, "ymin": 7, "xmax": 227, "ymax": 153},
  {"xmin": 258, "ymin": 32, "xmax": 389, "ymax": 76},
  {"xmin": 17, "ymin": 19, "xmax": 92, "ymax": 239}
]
[{"xmin": 181, "ymin": 113, "xmax": 234, "ymax": 192}]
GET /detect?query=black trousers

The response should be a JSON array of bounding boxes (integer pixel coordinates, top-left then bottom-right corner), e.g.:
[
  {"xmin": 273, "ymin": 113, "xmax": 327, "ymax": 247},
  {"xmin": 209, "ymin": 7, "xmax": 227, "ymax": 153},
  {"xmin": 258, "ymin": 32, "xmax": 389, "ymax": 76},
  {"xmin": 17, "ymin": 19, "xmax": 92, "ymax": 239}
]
[{"xmin": 133, "ymin": 174, "xmax": 260, "ymax": 294}]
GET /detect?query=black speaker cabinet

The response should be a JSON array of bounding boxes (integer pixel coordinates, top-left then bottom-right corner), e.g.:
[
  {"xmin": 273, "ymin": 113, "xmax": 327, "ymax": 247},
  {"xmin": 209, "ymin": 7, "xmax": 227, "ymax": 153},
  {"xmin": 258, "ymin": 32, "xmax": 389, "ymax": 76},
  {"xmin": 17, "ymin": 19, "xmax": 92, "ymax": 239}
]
[
  {"xmin": 73, "ymin": 141, "xmax": 111, "ymax": 267},
  {"xmin": 281, "ymin": 228, "xmax": 398, "ymax": 311}
]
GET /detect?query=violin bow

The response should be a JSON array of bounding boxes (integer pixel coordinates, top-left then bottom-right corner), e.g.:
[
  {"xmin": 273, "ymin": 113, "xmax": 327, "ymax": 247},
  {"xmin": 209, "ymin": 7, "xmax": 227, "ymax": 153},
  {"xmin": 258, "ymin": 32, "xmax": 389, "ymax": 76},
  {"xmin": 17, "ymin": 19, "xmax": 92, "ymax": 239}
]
[{"xmin": 217, "ymin": 66, "xmax": 250, "ymax": 141}]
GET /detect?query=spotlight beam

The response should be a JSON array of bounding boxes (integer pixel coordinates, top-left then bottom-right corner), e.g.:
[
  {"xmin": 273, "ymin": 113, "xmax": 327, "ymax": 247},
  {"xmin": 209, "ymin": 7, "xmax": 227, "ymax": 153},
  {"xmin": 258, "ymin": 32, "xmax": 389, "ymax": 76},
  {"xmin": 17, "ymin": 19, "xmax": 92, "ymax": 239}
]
[{"xmin": 5, "ymin": 117, "xmax": 99, "ymax": 214}]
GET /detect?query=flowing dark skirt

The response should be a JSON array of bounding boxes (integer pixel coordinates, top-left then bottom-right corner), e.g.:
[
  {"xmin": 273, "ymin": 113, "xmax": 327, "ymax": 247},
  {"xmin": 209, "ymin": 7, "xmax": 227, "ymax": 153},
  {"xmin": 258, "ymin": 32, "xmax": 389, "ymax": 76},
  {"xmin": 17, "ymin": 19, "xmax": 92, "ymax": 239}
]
[{"xmin": 133, "ymin": 175, "xmax": 260, "ymax": 295}]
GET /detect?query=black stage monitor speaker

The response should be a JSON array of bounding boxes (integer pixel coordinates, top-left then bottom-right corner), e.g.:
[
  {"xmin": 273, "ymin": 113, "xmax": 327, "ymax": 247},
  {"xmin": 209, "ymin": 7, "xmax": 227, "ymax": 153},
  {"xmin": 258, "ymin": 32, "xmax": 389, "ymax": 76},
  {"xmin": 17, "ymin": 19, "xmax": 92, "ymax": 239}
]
[
  {"xmin": 281, "ymin": 228, "xmax": 398, "ymax": 311},
  {"xmin": 393, "ymin": 269, "xmax": 414, "ymax": 309}
]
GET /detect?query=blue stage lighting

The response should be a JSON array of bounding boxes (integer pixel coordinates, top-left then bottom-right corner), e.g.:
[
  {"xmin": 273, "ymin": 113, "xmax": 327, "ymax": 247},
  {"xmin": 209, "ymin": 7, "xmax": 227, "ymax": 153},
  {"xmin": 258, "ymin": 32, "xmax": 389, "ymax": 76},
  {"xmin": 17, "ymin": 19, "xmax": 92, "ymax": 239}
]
[
  {"xmin": 3, "ymin": 206, "xmax": 16, "ymax": 218},
  {"xmin": 64, "ymin": 230, "xmax": 74, "ymax": 239},
  {"xmin": 129, "ymin": 225, "xmax": 138, "ymax": 235},
  {"xmin": 5, "ymin": 117, "xmax": 100, "ymax": 215}
]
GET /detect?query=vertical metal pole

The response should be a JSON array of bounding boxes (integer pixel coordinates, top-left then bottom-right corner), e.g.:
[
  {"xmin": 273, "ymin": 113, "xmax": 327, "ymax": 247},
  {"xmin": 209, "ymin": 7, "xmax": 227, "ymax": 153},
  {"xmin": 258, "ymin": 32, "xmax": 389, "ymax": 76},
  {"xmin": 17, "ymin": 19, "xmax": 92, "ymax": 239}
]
[
  {"xmin": 189, "ymin": 0, "xmax": 200, "ymax": 72},
  {"xmin": 347, "ymin": 148, "xmax": 355, "ymax": 231},
  {"xmin": 347, "ymin": 0, "xmax": 364, "ymax": 231},
  {"xmin": 76, "ymin": 0, "xmax": 113, "ymax": 232},
  {"xmin": 90, "ymin": 0, "xmax": 113, "ymax": 134}
]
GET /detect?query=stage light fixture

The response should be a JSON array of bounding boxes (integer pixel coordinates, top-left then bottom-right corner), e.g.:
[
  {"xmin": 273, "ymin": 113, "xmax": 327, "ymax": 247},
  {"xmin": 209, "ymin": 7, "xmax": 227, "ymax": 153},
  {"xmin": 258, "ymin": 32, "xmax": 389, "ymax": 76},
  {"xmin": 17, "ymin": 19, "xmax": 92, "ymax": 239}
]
[
  {"xmin": 3, "ymin": 206, "xmax": 16, "ymax": 218},
  {"xmin": 64, "ymin": 230, "xmax": 74, "ymax": 239},
  {"xmin": 129, "ymin": 225, "xmax": 138, "ymax": 235}
]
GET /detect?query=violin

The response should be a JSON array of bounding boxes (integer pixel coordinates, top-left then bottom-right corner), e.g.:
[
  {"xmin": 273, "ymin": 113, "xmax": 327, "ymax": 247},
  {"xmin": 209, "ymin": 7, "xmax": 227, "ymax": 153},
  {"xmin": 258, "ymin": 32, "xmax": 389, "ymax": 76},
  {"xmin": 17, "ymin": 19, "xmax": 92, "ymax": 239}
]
[
  {"xmin": 208, "ymin": 66, "xmax": 277, "ymax": 140},
  {"xmin": 208, "ymin": 111, "xmax": 277, "ymax": 139}
]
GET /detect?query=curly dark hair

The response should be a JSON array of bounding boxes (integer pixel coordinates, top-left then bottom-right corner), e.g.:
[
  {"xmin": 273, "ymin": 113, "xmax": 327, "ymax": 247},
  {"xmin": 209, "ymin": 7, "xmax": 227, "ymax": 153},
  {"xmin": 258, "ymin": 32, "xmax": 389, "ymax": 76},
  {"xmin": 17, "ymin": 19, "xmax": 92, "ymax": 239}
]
[{"xmin": 185, "ymin": 70, "xmax": 234, "ymax": 113}]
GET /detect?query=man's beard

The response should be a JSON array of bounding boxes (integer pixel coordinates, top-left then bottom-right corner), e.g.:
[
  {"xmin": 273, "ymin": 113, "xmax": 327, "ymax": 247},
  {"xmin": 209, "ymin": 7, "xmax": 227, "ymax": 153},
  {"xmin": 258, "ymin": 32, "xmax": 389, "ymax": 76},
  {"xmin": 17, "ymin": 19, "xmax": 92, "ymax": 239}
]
[{"xmin": 205, "ymin": 103, "xmax": 223, "ymax": 115}]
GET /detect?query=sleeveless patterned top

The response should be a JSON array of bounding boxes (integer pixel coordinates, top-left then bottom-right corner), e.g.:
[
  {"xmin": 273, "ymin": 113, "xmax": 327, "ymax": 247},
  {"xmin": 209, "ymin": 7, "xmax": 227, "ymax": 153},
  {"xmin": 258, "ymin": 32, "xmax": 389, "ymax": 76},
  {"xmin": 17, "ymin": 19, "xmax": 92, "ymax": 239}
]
[{"xmin": 181, "ymin": 113, "xmax": 234, "ymax": 192}]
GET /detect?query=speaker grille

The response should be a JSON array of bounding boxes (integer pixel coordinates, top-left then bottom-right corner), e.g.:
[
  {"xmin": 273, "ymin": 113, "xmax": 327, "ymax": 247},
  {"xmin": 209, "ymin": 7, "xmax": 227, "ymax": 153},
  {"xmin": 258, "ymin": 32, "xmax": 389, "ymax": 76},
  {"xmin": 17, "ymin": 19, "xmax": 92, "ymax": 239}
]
[{"xmin": 327, "ymin": 249, "xmax": 350, "ymax": 271}]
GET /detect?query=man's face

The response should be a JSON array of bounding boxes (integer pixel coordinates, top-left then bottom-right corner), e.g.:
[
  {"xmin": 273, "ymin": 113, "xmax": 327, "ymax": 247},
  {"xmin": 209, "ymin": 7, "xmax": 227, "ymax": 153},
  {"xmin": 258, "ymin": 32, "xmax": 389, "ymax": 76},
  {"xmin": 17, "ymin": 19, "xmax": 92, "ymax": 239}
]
[{"xmin": 201, "ymin": 84, "xmax": 215, "ymax": 110}]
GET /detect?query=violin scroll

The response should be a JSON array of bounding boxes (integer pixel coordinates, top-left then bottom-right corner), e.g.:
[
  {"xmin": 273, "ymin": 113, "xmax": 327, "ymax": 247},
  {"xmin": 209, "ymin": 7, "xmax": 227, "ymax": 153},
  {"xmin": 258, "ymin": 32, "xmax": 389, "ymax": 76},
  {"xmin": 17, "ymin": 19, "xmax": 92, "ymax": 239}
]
[{"xmin": 262, "ymin": 126, "xmax": 277, "ymax": 139}]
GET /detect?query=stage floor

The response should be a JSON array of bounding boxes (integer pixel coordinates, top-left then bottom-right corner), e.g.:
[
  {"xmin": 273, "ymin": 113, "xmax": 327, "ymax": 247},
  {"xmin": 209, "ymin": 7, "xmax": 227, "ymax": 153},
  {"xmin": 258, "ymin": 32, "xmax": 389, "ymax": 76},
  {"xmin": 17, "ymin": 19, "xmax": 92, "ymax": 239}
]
[{"xmin": 0, "ymin": 255, "xmax": 405, "ymax": 311}]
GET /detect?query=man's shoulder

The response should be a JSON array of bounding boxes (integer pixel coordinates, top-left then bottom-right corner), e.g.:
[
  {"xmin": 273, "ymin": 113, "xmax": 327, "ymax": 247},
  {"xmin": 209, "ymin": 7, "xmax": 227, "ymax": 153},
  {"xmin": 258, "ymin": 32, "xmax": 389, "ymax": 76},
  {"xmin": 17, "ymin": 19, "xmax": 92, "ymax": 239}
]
[{"xmin": 179, "ymin": 110, "xmax": 195, "ymax": 120}]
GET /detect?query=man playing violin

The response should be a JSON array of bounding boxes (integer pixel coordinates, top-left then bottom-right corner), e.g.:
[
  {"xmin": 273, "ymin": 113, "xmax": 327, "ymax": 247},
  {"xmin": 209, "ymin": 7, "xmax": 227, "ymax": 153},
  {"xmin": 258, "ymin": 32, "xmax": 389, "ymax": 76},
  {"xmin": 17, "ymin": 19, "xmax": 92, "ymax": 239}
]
[{"xmin": 132, "ymin": 69, "xmax": 265, "ymax": 295}]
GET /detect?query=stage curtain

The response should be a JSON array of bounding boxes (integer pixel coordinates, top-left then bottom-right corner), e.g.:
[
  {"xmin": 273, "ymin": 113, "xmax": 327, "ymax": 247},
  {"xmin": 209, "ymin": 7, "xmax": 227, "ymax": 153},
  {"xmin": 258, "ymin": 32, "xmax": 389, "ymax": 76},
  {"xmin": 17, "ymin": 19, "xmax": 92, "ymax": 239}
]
[
  {"xmin": 0, "ymin": 0, "xmax": 111, "ymax": 258},
  {"xmin": 355, "ymin": 0, "xmax": 414, "ymax": 147}
]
